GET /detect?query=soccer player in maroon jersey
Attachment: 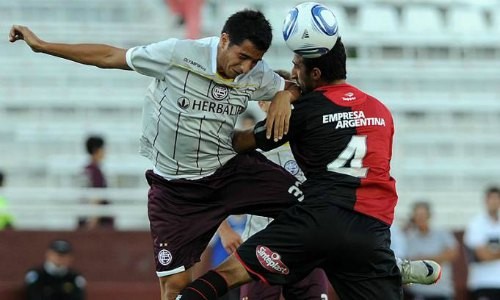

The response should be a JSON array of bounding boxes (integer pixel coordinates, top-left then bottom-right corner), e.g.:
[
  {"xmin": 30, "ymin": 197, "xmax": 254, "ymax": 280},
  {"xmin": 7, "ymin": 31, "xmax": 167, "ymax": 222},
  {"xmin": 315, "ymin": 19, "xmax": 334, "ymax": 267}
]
[{"xmin": 177, "ymin": 38, "xmax": 440, "ymax": 300}]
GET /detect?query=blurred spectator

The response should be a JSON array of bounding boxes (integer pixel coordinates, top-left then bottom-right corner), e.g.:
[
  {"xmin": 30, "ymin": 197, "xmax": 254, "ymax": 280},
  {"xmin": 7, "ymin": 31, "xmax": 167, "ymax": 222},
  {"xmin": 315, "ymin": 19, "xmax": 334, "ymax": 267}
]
[
  {"xmin": 83, "ymin": 135, "xmax": 107, "ymax": 188},
  {"xmin": 405, "ymin": 201, "xmax": 458, "ymax": 300},
  {"xmin": 77, "ymin": 135, "xmax": 114, "ymax": 230},
  {"xmin": 165, "ymin": 0, "xmax": 204, "ymax": 39},
  {"xmin": 463, "ymin": 186, "xmax": 500, "ymax": 300},
  {"xmin": 390, "ymin": 222, "xmax": 407, "ymax": 259},
  {"xmin": 0, "ymin": 170, "xmax": 14, "ymax": 230},
  {"xmin": 24, "ymin": 239, "xmax": 86, "ymax": 300}
]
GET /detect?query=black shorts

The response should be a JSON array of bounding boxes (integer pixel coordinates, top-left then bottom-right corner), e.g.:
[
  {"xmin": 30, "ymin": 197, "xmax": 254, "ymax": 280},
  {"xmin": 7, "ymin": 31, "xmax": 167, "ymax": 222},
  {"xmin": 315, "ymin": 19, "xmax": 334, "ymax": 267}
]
[
  {"xmin": 236, "ymin": 203, "xmax": 402, "ymax": 300},
  {"xmin": 239, "ymin": 268, "xmax": 328, "ymax": 300},
  {"xmin": 146, "ymin": 151, "xmax": 300, "ymax": 276}
]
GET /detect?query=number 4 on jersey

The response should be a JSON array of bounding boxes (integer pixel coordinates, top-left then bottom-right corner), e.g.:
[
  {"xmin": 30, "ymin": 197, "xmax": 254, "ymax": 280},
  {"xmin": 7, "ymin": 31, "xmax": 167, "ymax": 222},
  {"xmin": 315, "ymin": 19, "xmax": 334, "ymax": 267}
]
[{"xmin": 327, "ymin": 135, "xmax": 368, "ymax": 178}]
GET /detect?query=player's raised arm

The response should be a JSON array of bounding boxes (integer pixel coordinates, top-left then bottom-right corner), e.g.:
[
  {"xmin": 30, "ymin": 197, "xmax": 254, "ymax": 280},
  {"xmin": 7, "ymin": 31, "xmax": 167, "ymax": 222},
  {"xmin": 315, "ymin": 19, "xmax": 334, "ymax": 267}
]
[{"xmin": 9, "ymin": 25, "xmax": 130, "ymax": 70}]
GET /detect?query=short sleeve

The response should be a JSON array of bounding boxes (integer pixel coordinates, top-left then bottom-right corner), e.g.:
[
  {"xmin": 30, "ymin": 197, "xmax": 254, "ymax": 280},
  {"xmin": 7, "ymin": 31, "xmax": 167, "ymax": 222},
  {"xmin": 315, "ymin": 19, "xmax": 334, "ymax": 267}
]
[
  {"xmin": 251, "ymin": 64, "xmax": 285, "ymax": 101},
  {"xmin": 253, "ymin": 120, "xmax": 289, "ymax": 151},
  {"xmin": 126, "ymin": 38, "xmax": 178, "ymax": 80}
]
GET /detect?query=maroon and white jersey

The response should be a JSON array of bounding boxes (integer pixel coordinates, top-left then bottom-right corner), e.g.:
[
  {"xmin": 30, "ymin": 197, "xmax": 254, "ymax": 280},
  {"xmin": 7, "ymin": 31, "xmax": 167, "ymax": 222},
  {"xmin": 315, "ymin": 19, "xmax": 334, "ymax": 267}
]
[{"xmin": 255, "ymin": 83, "xmax": 398, "ymax": 224}]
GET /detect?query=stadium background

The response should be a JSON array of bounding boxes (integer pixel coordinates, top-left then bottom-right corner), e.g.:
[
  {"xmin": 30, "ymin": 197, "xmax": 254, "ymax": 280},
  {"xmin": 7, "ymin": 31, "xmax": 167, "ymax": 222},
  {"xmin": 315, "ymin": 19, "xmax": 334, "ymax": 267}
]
[{"xmin": 0, "ymin": 0, "xmax": 499, "ymax": 299}]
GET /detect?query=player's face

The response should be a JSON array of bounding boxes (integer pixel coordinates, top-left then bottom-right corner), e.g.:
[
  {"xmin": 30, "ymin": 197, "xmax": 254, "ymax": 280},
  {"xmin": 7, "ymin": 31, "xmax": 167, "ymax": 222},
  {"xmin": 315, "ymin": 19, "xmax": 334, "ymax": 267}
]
[
  {"xmin": 217, "ymin": 34, "xmax": 264, "ymax": 79},
  {"xmin": 412, "ymin": 206, "xmax": 430, "ymax": 230},
  {"xmin": 291, "ymin": 54, "xmax": 314, "ymax": 93},
  {"xmin": 486, "ymin": 192, "xmax": 500, "ymax": 214}
]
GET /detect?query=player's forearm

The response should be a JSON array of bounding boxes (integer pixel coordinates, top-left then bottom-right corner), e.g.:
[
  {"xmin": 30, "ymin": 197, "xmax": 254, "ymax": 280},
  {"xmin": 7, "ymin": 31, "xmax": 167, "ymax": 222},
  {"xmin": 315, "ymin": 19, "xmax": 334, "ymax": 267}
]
[
  {"xmin": 37, "ymin": 41, "xmax": 130, "ymax": 70},
  {"xmin": 284, "ymin": 80, "xmax": 301, "ymax": 102}
]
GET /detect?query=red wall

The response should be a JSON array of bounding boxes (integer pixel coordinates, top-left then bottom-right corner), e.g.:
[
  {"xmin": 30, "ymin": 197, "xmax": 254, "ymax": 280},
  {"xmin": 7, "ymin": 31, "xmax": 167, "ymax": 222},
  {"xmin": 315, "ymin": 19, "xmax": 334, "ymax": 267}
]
[
  {"xmin": 0, "ymin": 230, "xmax": 159, "ymax": 300},
  {"xmin": 0, "ymin": 230, "xmax": 469, "ymax": 300}
]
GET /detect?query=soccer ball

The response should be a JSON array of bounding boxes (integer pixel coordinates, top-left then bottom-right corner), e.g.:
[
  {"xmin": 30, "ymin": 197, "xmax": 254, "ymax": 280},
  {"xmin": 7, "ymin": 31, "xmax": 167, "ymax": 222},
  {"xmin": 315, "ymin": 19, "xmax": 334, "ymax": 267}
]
[{"xmin": 282, "ymin": 2, "xmax": 339, "ymax": 58}]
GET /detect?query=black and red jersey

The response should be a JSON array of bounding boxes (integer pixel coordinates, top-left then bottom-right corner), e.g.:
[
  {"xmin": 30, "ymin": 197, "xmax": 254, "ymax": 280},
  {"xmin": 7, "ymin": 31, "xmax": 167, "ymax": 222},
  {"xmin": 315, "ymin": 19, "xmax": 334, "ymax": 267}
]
[{"xmin": 255, "ymin": 83, "xmax": 397, "ymax": 225}]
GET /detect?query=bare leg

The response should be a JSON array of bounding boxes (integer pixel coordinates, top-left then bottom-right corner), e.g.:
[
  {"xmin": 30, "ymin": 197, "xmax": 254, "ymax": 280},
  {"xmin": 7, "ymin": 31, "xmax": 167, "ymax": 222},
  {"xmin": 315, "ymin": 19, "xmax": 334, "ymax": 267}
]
[
  {"xmin": 215, "ymin": 254, "xmax": 253, "ymax": 289},
  {"xmin": 177, "ymin": 254, "xmax": 253, "ymax": 300},
  {"xmin": 159, "ymin": 269, "xmax": 193, "ymax": 300}
]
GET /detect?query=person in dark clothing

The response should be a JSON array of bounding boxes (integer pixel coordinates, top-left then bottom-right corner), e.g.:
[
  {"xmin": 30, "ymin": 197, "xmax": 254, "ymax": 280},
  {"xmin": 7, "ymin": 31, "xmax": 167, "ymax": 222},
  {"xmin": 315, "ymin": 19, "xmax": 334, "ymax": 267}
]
[
  {"xmin": 78, "ymin": 135, "xmax": 114, "ymax": 230},
  {"xmin": 84, "ymin": 135, "xmax": 107, "ymax": 188},
  {"xmin": 24, "ymin": 240, "xmax": 86, "ymax": 300}
]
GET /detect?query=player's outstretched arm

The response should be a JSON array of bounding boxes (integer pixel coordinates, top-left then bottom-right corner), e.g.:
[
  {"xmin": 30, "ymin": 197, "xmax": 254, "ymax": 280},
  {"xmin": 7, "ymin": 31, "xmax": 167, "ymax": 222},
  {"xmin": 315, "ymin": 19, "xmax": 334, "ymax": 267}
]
[{"xmin": 9, "ymin": 25, "xmax": 130, "ymax": 70}]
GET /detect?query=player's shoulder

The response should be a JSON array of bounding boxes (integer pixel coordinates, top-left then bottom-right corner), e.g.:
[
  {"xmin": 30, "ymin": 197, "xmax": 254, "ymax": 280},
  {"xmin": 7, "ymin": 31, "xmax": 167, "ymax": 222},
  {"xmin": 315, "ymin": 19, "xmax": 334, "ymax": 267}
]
[
  {"xmin": 177, "ymin": 36, "xmax": 218, "ymax": 47},
  {"xmin": 293, "ymin": 90, "xmax": 329, "ymax": 111}
]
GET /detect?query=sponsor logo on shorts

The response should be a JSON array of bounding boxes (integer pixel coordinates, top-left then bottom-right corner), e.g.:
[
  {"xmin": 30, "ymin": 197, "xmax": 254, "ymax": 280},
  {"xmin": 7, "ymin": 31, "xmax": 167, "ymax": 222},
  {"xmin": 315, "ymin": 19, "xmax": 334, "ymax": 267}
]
[
  {"xmin": 284, "ymin": 160, "xmax": 300, "ymax": 176},
  {"xmin": 211, "ymin": 84, "xmax": 229, "ymax": 101},
  {"xmin": 158, "ymin": 249, "xmax": 172, "ymax": 266},
  {"xmin": 255, "ymin": 245, "xmax": 289, "ymax": 275}
]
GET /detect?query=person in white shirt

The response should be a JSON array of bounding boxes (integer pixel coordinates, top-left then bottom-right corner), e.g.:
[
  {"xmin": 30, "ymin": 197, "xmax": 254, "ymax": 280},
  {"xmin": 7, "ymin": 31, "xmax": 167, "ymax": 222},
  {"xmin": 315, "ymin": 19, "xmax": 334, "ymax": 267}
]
[{"xmin": 464, "ymin": 187, "xmax": 500, "ymax": 300}]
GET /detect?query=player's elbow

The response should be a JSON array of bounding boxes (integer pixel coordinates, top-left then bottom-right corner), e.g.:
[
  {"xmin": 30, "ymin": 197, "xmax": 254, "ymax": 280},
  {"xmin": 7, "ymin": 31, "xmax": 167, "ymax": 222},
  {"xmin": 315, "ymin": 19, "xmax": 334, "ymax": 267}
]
[
  {"xmin": 99, "ymin": 48, "xmax": 129, "ymax": 70},
  {"xmin": 232, "ymin": 130, "xmax": 256, "ymax": 153}
]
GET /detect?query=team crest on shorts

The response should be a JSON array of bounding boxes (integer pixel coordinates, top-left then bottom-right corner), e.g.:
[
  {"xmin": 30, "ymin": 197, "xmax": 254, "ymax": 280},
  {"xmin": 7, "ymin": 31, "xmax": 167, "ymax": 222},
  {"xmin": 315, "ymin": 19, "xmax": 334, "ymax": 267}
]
[
  {"xmin": 211, "ymin": 84, "xmax": 229, "ymax": 101},
  {"xmin": 284, "ymin": 160, "xmax": 300, "ymax": 176},
  {"xmin": 255, "ymin": 245, "xmax": 289, "ymax": 275},
  {"xmin": 158, "ymin": 249, "xmax": 173, "ymax": 266}
]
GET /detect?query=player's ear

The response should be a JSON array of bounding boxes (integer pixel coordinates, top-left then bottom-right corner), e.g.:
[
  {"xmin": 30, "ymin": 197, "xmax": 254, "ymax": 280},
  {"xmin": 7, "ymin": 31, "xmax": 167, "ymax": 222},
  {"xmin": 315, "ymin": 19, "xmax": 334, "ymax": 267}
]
[
  {"xmin": 220, "ymin": 33, "xmax": 230, "ymax": 49},
  {"xmin": 311, "ymin": 67, "xmax": 322, "ymax": 81}
]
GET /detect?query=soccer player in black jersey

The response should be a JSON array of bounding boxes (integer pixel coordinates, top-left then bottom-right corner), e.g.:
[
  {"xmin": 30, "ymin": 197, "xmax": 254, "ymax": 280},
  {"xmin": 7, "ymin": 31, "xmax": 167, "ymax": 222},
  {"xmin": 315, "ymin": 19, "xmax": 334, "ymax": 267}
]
[{"xmin": 177, "ymin": 38, "xmax": 441, "ymax": 300}]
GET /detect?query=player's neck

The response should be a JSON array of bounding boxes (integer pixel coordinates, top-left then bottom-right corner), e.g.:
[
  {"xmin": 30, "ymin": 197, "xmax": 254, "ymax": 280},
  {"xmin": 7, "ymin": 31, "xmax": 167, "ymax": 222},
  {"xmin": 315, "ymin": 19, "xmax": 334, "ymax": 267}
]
[{"xmin": 316, "ymin": 79, "xmax": 346, "ymax": 89}]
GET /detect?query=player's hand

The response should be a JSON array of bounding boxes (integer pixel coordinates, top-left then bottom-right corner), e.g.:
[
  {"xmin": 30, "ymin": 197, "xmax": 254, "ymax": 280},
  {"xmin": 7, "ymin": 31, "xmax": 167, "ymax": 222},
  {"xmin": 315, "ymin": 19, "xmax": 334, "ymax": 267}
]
[
  {"xmin": 220, "ymin": 229, "xmax": 243, "ymax": 254},
  {"xmin": 217, "ymin": 220, "xmax": 243, "ymax": 254},
  {"xmin": 9, "ymin": 25, "xmax": 43, "ymax": 52},
  {"xmin": 266, "ymin": 90, "xmax": 292, "ymax": 141}
]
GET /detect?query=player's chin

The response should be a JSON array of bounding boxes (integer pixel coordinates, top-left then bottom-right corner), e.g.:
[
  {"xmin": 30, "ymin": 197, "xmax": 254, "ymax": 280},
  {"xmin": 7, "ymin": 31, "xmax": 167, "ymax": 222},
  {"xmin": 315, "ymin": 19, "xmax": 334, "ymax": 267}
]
[{"xmin": 229, "ymin": 68, "xmax": 243, "ymax": 78}]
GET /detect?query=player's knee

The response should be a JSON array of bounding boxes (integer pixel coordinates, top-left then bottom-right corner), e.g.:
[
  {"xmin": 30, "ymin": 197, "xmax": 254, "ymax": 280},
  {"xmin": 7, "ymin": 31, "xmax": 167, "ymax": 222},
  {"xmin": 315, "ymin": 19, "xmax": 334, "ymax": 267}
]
[
  {"xmin": 159, "ymin": 274, "xmax": 192, "ymax": 300},
  {"xmin": 215, "ymin": 255, "xmax": 252, "ymax": 288}
]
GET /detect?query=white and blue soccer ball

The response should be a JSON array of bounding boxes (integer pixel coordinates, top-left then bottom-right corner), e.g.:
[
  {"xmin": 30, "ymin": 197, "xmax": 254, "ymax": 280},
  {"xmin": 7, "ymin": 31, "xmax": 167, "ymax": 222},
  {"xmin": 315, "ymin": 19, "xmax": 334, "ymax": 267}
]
[{"xmin": 282, "ymin": 2, "xmax": 339, "ymax": 58}]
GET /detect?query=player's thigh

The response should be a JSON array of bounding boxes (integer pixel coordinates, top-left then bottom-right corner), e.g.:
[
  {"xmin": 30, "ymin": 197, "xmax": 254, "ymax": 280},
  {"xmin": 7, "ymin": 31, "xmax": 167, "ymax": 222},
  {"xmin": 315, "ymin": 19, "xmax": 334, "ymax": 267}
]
[
  {"xmin": 236, "ymin": 205, "xmax": 323, "ymax": 286},
  {"xmin": 221, "ymin": 151, "xmax": 302, "ymax": 218},
  {"xmin": 319, "ymin": 208, "xmax": 402, "ymax": 300}
]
